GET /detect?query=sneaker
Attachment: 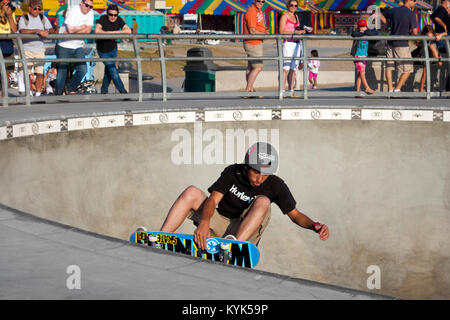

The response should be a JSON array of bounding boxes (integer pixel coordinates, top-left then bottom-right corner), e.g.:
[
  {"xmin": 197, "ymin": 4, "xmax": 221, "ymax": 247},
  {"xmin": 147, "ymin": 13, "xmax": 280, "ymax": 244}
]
[{"xmin": 393, "ymin": 89, "xmax": 401, "ymax": 93}]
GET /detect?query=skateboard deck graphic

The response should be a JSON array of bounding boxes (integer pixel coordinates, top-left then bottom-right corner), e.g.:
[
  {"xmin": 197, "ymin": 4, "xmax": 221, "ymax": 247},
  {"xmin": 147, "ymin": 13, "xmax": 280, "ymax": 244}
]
[{"xmin": 129, "ymin": 231, "xmax": 260, "ymax": 268}]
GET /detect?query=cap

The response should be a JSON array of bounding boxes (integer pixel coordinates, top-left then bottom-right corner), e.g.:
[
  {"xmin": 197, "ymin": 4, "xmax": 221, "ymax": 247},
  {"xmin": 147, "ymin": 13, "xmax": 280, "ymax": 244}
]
[
  {"xmin": 30, "ymin": 0, "xmax": 42, "ymax": 7},
  {"xmin": 244, "ymin": 142, "xmax": 278, "ymax": 175},
  {"xmin": 357, "ymin": 19, "xmax": 367, "ymax": 28}
]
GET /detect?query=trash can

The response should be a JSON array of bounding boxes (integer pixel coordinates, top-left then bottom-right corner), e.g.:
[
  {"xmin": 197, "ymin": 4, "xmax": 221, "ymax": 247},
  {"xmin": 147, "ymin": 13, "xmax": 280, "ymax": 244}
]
[{"xmin": 184, "ymin": 48, "xmax": 218, "ymax": 92}]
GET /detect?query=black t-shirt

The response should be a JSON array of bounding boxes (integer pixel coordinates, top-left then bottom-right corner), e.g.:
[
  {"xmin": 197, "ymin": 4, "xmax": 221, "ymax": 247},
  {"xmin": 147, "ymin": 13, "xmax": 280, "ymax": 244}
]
[
  {"xmin": 208, "ymin": 164, "xmax": 297, "ymax": 219},
  {"xmin": 383, "ymin": 6, "xmax": 417, "ymax": 47},
  {"xmin": 96, "ymin": 15, "xmax": 126, "ymax": 53},
  {"xmin": 431, "ymin": 6, "xmax": 450, "ymax": 34}
]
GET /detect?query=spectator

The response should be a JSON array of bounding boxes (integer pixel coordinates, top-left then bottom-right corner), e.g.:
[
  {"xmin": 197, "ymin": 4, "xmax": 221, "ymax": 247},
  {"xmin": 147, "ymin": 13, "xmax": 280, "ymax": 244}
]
[
  {"xmin": 279, "ymin": 0, "xmax": 306, "ymax": 96},
  {"xmin": 417, "ymin": 25, "xmax": 442, "ymax": 92},
  {"xmin": 94, "ymin": 4, "xmax": 130, "ymax": 94},
  {"xmin": 308, "ymin": 49, "xmax": 320, "ymax": 89},
  {"xmin": 243, "ymin": 0, "xmax": 268, "ymax": 94},
  {"xmin": 18, "ymin": 0, "xmax": 55, "ymax": 96},
  {"xmin": 431, "ymin": 0, "xmax": 450, "ymax": 53},
  {"xmin": 55, "ymin": 0, "xmax": 94, "ymax": 95},
  {"xmin": 0, "ymin": 0, "xmax": 17, "ymax": 90},
  {"xmin": 380, "ymin": 0, "xmax": 418, "ymax": 93},
  {"xmin": 43, "ymin": 62, "xmax": 57, "ymax": 94},
  {"xmin": 351, "ymin": 19, "xmax": 378, "ymax": 94},
  {"xmin": 132, "ymin": 18, "xmax": 138, "ymax": 34}
]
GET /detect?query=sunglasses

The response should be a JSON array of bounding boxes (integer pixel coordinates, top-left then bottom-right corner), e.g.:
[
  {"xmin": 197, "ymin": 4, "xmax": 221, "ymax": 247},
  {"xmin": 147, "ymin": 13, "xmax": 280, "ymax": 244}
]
[
  {"xmin": 82, "ymin": 1, "xmax": 93, "ymax": 9},
  {"xmin": 289, "ymin": 4, "xmax": 298, "ymax": 7},
  {"xmin": 256, "ymin": 0, "xmax": 265, "ymax": 3},
  {"xmin": 108, "ymin": 13, "xmax": 118, "ymax": 17},
  {"xmin": 31, "ymin": 6, "xmax": 42, "ymax": 10}
]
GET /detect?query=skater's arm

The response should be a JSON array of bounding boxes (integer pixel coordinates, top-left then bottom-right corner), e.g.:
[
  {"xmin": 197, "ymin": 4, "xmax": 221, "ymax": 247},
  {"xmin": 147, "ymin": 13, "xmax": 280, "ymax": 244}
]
[
  {"xmin": 287, "ymin": 208, "xmax": 329, "ymax": 241},
  {"xmin": 194, "ymin": 191, "xmax": 223, "ymax": 250}
]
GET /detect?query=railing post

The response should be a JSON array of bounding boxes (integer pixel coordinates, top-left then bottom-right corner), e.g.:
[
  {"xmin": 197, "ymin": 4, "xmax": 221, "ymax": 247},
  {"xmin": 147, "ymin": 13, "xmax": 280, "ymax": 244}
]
[
  {"xmin": 446, "ymin": 38, "xmax": 450, "ymax": 96},
  {"xmin": 302, "ymin": 38, "xmax": 308, "ymax": 100},
  {"xmin": 423, "ymin": 39, "xmax": 431, "ymax": 100},
  {"xmin": 16, "ymin": 38, "xmax": 31, "ymax": 106},
  {"xmin": 276, "ymin": 37, "xmax": 283, "ymax": 100},
  {"xmin": 157, "ymin": 37, "xmax": 167, "ymax": 102},
  {"xmin": 132, "ymin": 36, "xmax": 143, "ymax": 102},
  {"xmin": 0, "ymin": 46, "xmax": 8, "ymax": 107}
]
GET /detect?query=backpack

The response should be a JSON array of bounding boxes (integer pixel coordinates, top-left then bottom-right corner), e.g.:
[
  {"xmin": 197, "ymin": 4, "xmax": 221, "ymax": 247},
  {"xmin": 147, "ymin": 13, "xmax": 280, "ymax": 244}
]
[
  {"xmin": 350, "ymin": 40, "xmax": 358, "ymax": 57},
  {"xmin": 367, "ymin": 40, "xmax": 387, "ymax": 57},
  {"xmin": 21, "ymin": 13, "xmax": 46, "ymax": 28}
]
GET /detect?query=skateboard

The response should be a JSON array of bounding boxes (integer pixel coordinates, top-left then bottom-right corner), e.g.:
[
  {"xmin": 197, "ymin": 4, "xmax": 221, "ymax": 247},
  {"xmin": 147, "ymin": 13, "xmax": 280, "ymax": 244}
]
[{"xmin": 129, "ymin": 230, "xmax": 260, "ymax": 268}]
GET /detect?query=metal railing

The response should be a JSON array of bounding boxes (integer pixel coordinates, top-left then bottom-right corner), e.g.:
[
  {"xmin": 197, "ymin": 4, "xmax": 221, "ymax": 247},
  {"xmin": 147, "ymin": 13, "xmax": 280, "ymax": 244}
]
[{"xmin": 1, "ymin": 32, "xmax": 449, "ymax": 107}]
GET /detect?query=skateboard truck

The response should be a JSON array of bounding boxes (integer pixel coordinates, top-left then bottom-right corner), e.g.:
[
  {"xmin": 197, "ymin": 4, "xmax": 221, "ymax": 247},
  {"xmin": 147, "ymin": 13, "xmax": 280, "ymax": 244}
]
[
  {"xmin": 149, "ymin": 235, "xmax": 162, "ymax": 249},
  {"xmin": 219, "ymin": 242, "xmax": 232, "ymax": 264}
]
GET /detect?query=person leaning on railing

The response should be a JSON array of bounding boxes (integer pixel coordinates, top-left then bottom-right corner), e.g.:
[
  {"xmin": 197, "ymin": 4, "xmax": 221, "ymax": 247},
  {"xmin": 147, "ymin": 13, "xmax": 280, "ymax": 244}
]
[
  {"xmin": 243, "ymin": 0, "xmax": 268, "ymax": 94},
  {"xmin": 94, "ymin": 4, "xmax": 130, "ymax": 94},
  {"xmin": 0, "ymin": 0, "xmax": 17, "ymax": 90},
  {"xmin": 279, "ymin": 0, "xmax": 305, "ymax": 96},
  {"xmin": 54, "ymin": 0, "xmax": 94, "ymax": 95},
  {"xmin": 379, "ymin": 0, "xmax": 418, "ymax": 93},
  {"xmin": 431, "ymin": 0, "xmax": 450, "ymax": 54},
  {"xmin": 18, "ymin": 0, "xmax": 55, "ymax": 97}
]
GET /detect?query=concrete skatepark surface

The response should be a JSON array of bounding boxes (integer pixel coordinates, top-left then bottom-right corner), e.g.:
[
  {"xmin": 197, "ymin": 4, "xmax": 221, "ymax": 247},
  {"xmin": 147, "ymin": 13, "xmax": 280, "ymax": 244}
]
[{"xmin": 1, "ymin": 98, "xmax": 449, "ymax": 300}]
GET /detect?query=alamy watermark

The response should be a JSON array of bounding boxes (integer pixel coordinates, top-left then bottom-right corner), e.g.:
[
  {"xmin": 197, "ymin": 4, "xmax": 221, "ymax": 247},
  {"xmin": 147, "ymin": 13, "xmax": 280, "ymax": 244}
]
[
  {"xmin": 170, "ymin": 122, "xmax": 279, "ymax": 166},
  {"xmin": 66, "ymin": 265, "xmax": 81, "ymax": 290},
  {"xmin": 366, "ymin": 5, "xmax": 381, "ymax": 30},
  {"xmin": 366, "ymin": 265, "xmax": 381, "ymax": 290}
]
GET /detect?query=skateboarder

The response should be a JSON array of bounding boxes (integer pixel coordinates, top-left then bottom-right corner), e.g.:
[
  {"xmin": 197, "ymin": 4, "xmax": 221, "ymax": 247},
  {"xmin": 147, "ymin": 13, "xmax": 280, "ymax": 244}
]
[{"xmin": 160, "ymin": 142, "xmax": 329, "ymax": 250}]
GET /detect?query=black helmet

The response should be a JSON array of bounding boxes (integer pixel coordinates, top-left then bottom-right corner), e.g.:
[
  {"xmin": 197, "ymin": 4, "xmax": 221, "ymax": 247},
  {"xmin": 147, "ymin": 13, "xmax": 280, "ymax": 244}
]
[{"xmin": 244, "ymin": 142, "xmax": 278, "ymax": 175}]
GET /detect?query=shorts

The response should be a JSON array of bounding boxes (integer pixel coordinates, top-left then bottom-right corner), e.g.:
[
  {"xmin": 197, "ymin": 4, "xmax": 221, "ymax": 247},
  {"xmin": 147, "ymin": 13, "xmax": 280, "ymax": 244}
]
[
  {"xmin": 308, "ymin": 71, "xmax": 318, "ymax": 80},
  {"xmin": 243, "ymin": 42, "xmax": 263, "ymax": 69},
  {"xmin": 187, "ymin": 192, "xmax": 271, "ymax": 246},
  {"xmin": 386, "ymin": 46, "xmax": 413, "ymax": 74},
  {"xmin": 20, "ymin": 50, "xmax": 45, "ymax": 75},
  {"xmin": 354, "ymin": 56, "xmax": 367, "ymax": 72},
  {"xmin": 283, "ymin": 41, "xmax": 303, "ymax": 71}
]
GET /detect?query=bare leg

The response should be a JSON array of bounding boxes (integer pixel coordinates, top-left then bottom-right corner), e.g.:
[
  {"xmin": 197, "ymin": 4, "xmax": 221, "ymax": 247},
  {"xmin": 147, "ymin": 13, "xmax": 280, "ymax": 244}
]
[
  {"xmin": 287, "ymin": 69, "xmax": 296, "ymax": 90},
  {"xmin": 395, "ymin": 72, "xmax": 410, "ymax": 91},
  {"xmin": 385, "ymin": 68, "xmax": 394, "ymax": 91},
  {"xmin": 419, "ymin": 67, "xmax": 426, "ymax": 92},
  {"xmin": 35, "ymin": 73, "xmax": 44, "ymax": 95},
  {"xmin": 245, "ymin": 67, "xmax": 262, "ymax": 92},
  {"xmin": 235, "ymin": 196, "xmax": 270, "ymax": 242},
  {"xmin": 283, "ymin": 69, "xmax": 288, "ymax": 90},
  {"xmin": 160, "ymin": 185, "xmax": 205, "ymax": 232},
  {"xmin": 360, "ymin": 70, "xmax": 375, "ymax": 94},
  {"xmin": 356, "ymin": 73, "xmax": 362, "ymax": 92}
]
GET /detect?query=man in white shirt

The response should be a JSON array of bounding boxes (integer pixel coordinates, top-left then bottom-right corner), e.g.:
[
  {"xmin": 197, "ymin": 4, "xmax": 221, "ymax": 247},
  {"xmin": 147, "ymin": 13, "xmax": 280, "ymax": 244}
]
[
  {"xmin": 54, "ymin": 0, "xmax": 94, "ymax": 95},
  {"xmin": 18, "ymin": 0, "xmax": 55, "ymax": 96}
]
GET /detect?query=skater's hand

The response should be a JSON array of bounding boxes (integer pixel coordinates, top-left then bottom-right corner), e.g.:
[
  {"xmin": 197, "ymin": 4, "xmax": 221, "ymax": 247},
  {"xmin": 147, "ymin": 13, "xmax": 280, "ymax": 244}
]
[
  {"xmin": 314, "ymin": 223, "xmax": 329, "ymax": 241},
  {"xmin": 194, "ymin": 221, "xmax": 210, "ymax": 251}
]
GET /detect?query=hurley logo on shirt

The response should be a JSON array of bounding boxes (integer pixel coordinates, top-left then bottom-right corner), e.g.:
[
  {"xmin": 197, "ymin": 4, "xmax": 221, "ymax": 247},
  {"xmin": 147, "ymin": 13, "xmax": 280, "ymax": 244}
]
[{"xmin": 229, "ymin": 184, "xmax": 254, "ymax": 203}]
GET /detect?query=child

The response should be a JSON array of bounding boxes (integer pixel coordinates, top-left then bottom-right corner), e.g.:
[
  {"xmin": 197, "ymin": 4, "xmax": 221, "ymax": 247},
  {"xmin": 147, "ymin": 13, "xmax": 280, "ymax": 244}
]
[
  {"xmin": 351, "ymin": 19, "xmax": 378, "ymax": 94},
  {"xmin": 307, "ymin": 50, "xmax": 320, "ymax": 89},
  {"xmin": 43, "ymin": 63, "xmax": 57, "ymax": 95}
]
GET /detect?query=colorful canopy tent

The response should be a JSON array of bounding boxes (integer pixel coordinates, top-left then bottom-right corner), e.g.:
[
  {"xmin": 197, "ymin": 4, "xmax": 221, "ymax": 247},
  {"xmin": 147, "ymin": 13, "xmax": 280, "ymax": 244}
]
[
  {"xmin": 317, "ymin": 0, "xmax": 433, "ymax": 11},
  {"xmin": 317, "ymin": 0, "xmax": 433, "ymax": 32},
  {"xmin": 169, "ymin": 0, "xmax": 329, "ymax": 33},
  {"xmin": 170, "ymin": 0, "xmax": 326, "ymax": 15}
]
